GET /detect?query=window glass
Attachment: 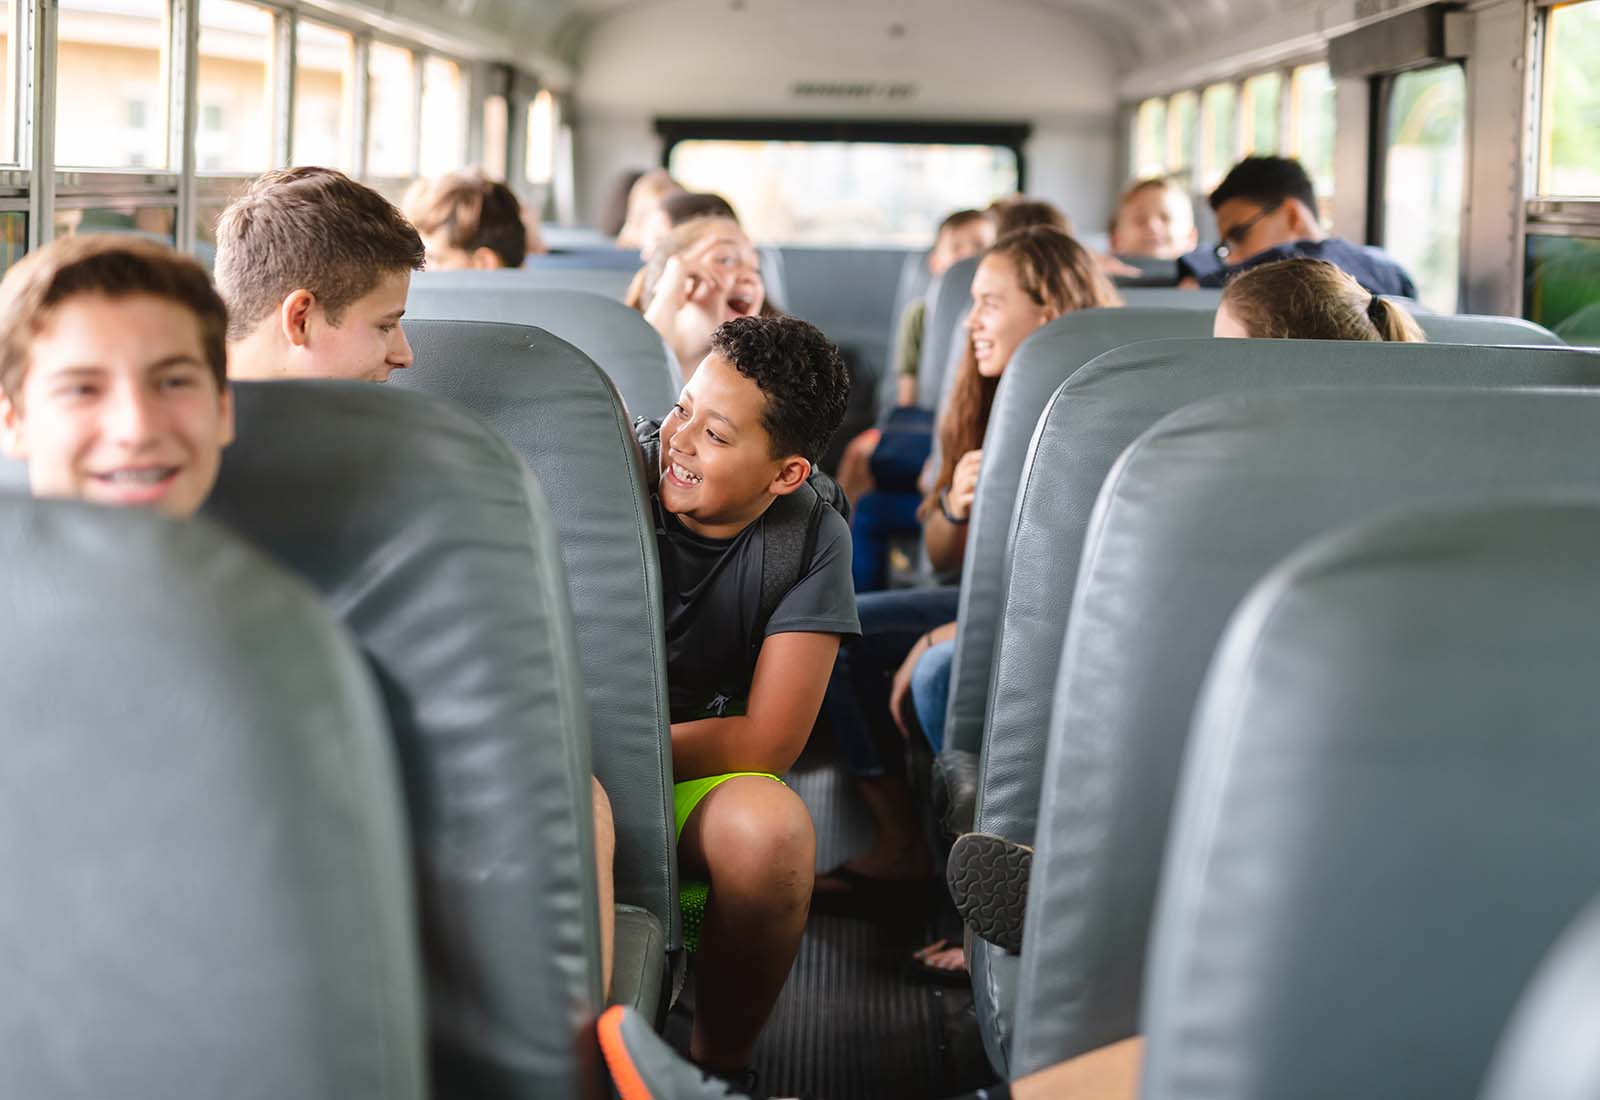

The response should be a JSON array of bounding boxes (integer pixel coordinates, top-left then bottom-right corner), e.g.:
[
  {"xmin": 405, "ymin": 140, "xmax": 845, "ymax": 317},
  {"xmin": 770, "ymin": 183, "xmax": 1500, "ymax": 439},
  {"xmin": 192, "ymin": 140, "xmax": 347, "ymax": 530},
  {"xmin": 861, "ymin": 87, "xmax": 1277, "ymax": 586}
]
[
  {"xmin": 1382, "ymin": 64, "xmax": 1466, "ymax": 312},
  {"xmin": 196, "ymin": 0, "xmax": 273, "ymax": 174},
  {"xmin": 365, "ymin": 42, "xmax": 416, "ymax": 177},
  {"xmin": 0, "ymin": 211, "xmax": 25, "ymax": 274},
  {"xmin": 481, "ymin": 94, "xmax": 508, "ymax": 180},
  {"xmin": 1167, "ymin": 91, "xmax": 1198, "ymax": 173},
  {"xmin": 1243, "ymin": 72, "xmax": 1282, "ymax": 154},
  {"xmin": 667, "ymin": 140, "xmax": 1019, "ymax": 246},
  {"xmin": 526, "ymin": 90, "xmax": 556, "ymax": 185},
  {"xmin": 1200, "ymin": 83, "xmax": 1238, "ymax": 190},
  {"xmin": 1540, "ymin": 0, "xmax": 1600, "ymax": 197},
  {"xmin": 57, "ymin": 0, "xmax": 167, "ymax": 169},
  {"xmin": 55, "ymin": 203, "xmax": 176, "ymax": 244},
  {"xmin": 1290, "ymin": 62, "xmax": 1336, "ymax": 211},
  {"xmin": 293, "ymin": 20, "xmax": 354, "ymax": 170},
  {"xmin": 1525, "ymin": 234, "xmax": 1600, "ymax": 344},
  {"xmin": 0, "ymin": 3, "xmax": 15, "ymax": 164},
  {"xmin": 418, "ymin": 56, "xmax": 463, "ymax": 174},
  {"xmin": 1133, "ymin": 98, "xmax": 1166, "ymax": 178}
]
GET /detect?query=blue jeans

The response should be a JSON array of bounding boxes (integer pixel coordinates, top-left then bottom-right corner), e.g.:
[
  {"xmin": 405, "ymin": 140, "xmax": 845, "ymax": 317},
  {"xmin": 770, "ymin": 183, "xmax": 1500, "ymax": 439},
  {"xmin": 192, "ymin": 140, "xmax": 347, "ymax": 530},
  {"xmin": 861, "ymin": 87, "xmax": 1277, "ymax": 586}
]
[
  {"xmin": 823, "ymin": 586, "xmax": 961, "ymax": 778},
  {"xmin": 910, "ymin": 638, "xmax": 955, "ymax": 754},
  {"xmin": 850, "ymin": 490, "xmax": 923, "ymax": 593}
]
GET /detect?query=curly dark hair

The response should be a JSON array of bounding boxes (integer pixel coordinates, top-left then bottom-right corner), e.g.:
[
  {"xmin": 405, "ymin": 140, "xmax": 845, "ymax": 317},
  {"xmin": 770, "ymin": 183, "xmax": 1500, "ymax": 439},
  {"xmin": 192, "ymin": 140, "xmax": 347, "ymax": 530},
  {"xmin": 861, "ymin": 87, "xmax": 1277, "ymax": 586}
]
[{"xmin": 709, "ymin": 315, "xmax": 850, "ymax": 464}]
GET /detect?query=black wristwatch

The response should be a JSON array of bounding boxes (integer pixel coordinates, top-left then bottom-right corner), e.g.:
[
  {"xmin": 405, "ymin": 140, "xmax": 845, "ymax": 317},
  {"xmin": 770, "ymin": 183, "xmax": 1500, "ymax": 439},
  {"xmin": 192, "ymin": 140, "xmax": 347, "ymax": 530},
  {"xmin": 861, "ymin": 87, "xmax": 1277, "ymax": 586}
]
[{"xmin": 939, "ymin": 487, "xmax": 970, "ymax": 525}]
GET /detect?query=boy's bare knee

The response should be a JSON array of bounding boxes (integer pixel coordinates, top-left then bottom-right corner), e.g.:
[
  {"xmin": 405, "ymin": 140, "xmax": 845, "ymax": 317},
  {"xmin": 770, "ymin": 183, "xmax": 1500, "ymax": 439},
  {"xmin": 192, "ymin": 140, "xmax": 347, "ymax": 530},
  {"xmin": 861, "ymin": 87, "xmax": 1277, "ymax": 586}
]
[{"xmin": 703, "ymin": 783, "xmax": 816, "ymax": 902}]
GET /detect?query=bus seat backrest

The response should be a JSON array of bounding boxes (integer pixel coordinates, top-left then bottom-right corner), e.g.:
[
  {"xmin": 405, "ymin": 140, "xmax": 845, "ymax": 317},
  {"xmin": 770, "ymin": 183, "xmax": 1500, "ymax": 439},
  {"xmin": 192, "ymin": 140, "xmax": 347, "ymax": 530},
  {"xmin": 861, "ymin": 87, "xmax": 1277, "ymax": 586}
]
[
  {"xmin": 1010, "ymin": 387, "xmax": 1600, "ymax": 1080},
  {"xmin": 1414, "ymin": 312, "xmax": 1564, "ymax": 345},
  {"xmin": 1141, "ymin": 499, "xmax": 1600, "ymax": 1100},
  {"xmin": 393, "ymin": 320, "xmax": 678, "ymax": 955},
  {"xmin": 527, "ymin": 248, "xmax": 645, "ymax": 271},
  {"xmin": 0, "ymin": 498, "xmax": 422, "ymax": 1100},
  {"xmin": 405, "ymin": 284, "xmax": 682, "ymax": 418},
  {"xmin": 972, "ymin": 339, "xmax": 1600, "ymax": 1074},
  {"xmin": 415, "ymin": 264, "xmax": 636, "ymax": 300},
  {"xmin": 204, "ymin": 381, "xmax": 606, "ymax": 1100},
  {"xmin": 1481, "ymin": 894, "xmax": 1600, "ymax": 1100},
  {"xmin": 941, "ymin": 308, "xmax": 1212, "ymax": 765},
  {"xmin": 917, "ymin": 255, "xmax": 979, "ymax": 410},
  {"xmin": 1118, "ymin": 286, "xmax": 1223, "ymax": 310}
]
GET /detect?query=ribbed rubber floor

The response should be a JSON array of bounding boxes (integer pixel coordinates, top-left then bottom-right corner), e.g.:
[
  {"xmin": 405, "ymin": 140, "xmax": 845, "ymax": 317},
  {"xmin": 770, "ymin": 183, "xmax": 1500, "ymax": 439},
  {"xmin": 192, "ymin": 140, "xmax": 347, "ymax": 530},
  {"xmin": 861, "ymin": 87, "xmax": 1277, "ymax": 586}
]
[{"xmin": 750, "ymin": 748, "xmax": 942, "ymax": 1100}]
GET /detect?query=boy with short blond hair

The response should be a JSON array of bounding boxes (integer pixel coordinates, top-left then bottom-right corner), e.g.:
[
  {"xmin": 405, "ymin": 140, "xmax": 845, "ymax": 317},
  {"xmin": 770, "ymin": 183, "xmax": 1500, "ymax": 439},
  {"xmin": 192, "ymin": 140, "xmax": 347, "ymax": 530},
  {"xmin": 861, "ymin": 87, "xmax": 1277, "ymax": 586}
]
[
  {"xmin": 0, "ymin": 235, "xmax": 233, "ymax": 519},
  {"xmin": 214, "ymin": 166, "xmax": 424, "ymax": 382}
]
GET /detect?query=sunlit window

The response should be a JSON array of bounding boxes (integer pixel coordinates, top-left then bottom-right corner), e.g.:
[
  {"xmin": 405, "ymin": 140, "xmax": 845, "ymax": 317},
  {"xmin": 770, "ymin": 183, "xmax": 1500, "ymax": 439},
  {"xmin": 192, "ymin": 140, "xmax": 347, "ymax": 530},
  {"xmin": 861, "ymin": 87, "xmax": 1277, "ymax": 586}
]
[
  {"xmin": 1242, "ymin": 72, "xmax": 1282, "ymax": 154},
  {"xmin": 1133, "ymin": 98, "xmax": 1166, "ymax": 178},
  {"xmin": 1539, "ymin": 0, "xmax": 1600, "ymax": 197},
  {"xmin": 55, "ymin": 202, "xmax": 176, "ymax": 243},
  {"xmin": 1526, "ymin": 234, "xmax": 1600, "ymax": 343},
  {"xmin": 526, "ymin": 90, "xmax": 556, "ymax": 185},
  {"xmin": 196, "ymin": 0, "xmax": 274, "ymax": 174},
  {"xmin": 1167, "ymin": 91, "xmax": 1198, "ymax": 173},
  {"xmin": 481, "ymin": 94, "xmax": 508, "ymax": 180},
  {"xmin": 0, "ymin": 211, "xmax": 24, "ymax": 275},
  {"xmin": 1382, "ymin": 64, "xmax": 1466, "ymax": 312},
  {"xmin": 293, "ymin": 19, "xmax": 354, "ymax": 170},
  {"xmin": 1199, "ymin": 83, "xmax": 1239, "ymax": 190},
  {"xmin": 1290, "ymin": 62, "xmax": 1336, "ymax": 212},
  {"xmin": 668, "ymin": 140, "xmax": 1018, "ymax": 246},
  {"xmin": 57, "ymin": 0, "xmax": 167, "ymax": 169},
  {"xmin": 418, "ymin": 56, "xmax": 463, "ymax": 174},
  {"xmin": 365, "ymin": 42, "xmax": 416, "ymax": 177},
  {"xmin": 0, "ymin": 2, "xmax": 15, "ymax": 164}
]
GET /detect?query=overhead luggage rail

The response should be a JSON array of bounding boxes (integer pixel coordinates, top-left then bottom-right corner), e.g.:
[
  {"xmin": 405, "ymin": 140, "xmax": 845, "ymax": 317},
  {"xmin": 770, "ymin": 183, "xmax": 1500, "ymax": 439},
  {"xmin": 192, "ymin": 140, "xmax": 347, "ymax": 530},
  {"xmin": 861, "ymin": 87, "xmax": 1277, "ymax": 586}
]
[
  {"xmin": 1140, "ymin": 498, "xmax": 1600, "ymax": 1100},
  {"xmin": 0, "ymin": 498, "xmax": 423, "ymax": 1100}
]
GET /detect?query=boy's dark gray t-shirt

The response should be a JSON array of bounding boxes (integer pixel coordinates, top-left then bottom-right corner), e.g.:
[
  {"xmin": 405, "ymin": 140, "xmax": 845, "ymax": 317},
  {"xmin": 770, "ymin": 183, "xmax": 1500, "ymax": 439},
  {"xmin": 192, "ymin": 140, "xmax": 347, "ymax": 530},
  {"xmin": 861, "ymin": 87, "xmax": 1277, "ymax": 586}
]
[{"xmin": 653, "ymin": 495, "xmax": 860, "ymax": 723}]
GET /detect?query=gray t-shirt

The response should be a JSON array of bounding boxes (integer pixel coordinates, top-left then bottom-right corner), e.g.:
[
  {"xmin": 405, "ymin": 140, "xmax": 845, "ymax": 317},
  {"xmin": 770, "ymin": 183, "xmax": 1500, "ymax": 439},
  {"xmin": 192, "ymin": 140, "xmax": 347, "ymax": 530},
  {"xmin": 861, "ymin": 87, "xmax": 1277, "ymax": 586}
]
[{"xmin": 653, "ymin": 494, "xmax": 860, "ymax": 723}]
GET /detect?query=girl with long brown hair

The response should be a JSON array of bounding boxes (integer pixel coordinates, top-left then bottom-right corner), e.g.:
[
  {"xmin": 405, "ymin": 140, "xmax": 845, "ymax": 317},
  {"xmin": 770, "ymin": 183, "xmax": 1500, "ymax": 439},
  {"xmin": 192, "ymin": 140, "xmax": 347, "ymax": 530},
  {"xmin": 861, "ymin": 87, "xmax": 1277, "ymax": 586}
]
[
  {"xmin": 1214, "ymin": 256, "xmax": 1426, "ymax": 341},
  {"xmin": 817, "ymin": 227, "xmax": 1119, "ymax": 982}
]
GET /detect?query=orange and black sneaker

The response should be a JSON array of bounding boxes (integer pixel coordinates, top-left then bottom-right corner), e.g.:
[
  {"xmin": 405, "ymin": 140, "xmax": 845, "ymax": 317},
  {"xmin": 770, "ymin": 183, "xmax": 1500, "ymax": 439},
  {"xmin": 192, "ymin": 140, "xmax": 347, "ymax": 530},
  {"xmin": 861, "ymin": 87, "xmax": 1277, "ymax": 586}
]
[{"xmin": 598, "ymin": 1005, "xmax": 762, "ymax": 1100}]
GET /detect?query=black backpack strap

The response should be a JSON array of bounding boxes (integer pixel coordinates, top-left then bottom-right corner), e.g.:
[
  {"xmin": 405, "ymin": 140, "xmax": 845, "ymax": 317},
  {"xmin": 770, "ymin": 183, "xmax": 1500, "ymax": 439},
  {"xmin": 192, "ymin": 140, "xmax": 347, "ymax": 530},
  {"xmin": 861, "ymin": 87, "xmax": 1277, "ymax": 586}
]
[{"xmin": 756, "ymin": 483, "xmax": 825, "ymax": 651}]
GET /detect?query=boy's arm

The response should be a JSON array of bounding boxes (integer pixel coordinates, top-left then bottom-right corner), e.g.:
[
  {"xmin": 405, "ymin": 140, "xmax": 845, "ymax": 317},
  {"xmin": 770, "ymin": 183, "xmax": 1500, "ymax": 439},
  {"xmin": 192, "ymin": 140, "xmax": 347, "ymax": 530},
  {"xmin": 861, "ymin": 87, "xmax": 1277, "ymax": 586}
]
[{"xmin": 670, "ymin": 630, "xmax": 841, "ymax": 780}]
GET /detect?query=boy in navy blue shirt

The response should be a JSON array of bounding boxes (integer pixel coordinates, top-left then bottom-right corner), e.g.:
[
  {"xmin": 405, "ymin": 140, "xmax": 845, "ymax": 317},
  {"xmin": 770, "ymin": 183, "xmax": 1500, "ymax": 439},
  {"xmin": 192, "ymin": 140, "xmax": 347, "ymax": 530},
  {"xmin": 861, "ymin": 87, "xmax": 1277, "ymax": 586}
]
[{"xmin": 1180, "ymin": 156, "xmax": 1417, "ymax": 299}]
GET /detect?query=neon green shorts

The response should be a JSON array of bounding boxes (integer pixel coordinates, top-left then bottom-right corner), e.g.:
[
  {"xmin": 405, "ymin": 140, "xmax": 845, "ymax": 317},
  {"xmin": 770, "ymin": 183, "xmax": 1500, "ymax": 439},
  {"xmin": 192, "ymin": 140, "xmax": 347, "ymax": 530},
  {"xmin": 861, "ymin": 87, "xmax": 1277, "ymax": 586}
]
[{"xmin": 672, "ymin": 771, "xmax": 783, "ymax": 840}]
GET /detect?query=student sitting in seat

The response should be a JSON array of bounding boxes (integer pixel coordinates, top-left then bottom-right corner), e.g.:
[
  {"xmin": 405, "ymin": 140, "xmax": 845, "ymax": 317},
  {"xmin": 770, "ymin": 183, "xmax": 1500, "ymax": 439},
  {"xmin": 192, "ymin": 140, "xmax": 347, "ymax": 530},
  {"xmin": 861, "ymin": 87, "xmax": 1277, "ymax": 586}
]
[
  {"xmin": 1109, "ymin": 176, "xmax": 1199, "ymax": 260},
  {"xmin": 1214, "ymin": 256, "xmax": 1426, "ymax": 342},
  {"xmin": 625, "ymin": 216, "xmax": 770, "ymax": 381},
  {"xmin": 637, "ymin": 191, "xmax": 741, "ymax": 262},
  {"xmin": 1179, "ymin": 156, "xmax": 1418, "ymax": 298},
  {"xmin": 404, "ymin": 170, "xmax": 530, "ymax": 270},
  {"xmin": 616, "ymin": 168, "xmax": 683, "ymax": 253},
  {"xmin": 215, "ymin": 167, "xmax": 424, "ymax": 383},
  {"xmin": 817, "ymin": 229, "xmax": 1120, "ymax": 985},
  {"xmin": 0, "ymin": 236, "xmax": 233, "ymax": 519},
  {"xmin": 645, "ymin": 314, "xmax": 856, "ymax": 1090}
]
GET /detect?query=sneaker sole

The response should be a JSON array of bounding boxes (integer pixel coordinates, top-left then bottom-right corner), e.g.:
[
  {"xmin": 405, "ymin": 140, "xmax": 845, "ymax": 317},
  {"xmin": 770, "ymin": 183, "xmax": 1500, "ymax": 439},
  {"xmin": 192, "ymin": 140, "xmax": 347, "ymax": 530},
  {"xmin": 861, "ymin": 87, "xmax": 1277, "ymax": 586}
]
[
  {"xmin": 597, "ymin": 1005, "xmax": 655, "ymax": 1100},
  {"xmin": 947, "ymin": 832, "xmax": 1032, "ymax": 954}
]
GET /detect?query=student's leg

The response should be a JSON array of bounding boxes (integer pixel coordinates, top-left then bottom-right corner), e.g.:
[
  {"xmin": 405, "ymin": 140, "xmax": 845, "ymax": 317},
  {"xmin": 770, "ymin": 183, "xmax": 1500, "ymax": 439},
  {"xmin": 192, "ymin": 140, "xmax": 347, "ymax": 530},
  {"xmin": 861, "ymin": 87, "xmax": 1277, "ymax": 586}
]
[
  {"xmin": 821, "ymin": 587, "xmax": 960, "ymax": 880},
  {"xmin": 678, "ymin": 775, "xmax": 815, "ymax": 1073},
  {"xmin": 594, "ymin": 776, "xmax": 616, "ymax": 999},
  {"xmin": 910, "ymin": 637, "xmax": 956, "ymax": 754},
  {"xmin": 849, "ymin": 490, "xmax": 923, "ymax": 593}
]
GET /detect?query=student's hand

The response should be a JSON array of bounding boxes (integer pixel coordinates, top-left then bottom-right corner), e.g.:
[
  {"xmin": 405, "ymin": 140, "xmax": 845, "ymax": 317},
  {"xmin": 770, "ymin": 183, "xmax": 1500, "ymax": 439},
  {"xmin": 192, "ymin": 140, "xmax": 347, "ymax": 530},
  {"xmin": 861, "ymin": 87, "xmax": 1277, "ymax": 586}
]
[
  {"xmin": 1095, "ymin": 252, "xmax": 1143, "ymax": 278},
  {"xmin": 946, "ymin": 449, "xmax": 983, "ymax": 522},
  {"xmin": 890, "ymin": 635, "xmax": 931, "ymax": 740}
]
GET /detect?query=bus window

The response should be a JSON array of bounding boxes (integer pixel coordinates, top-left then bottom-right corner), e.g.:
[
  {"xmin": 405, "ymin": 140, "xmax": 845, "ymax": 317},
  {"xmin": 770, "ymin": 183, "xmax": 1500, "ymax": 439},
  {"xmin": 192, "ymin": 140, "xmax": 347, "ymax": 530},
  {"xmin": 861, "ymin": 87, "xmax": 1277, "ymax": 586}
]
[
  {"xmin": 1200, "ymin": 82, "xmax": 1238, "ymax": 190},
  {"xmin": 57, "ymin": 0, "xmax": 166, "ymax": 169},
  {"xmin": 1539, "ymin": 0, "xmax": 1600, "ymax": 197},
  {"xmin": 0, "ymin": 2, "xmax": 14, "ymax": 164},
  {"xmin": 196, "ymin": 0, "xmax": 274, "ymax": 175},
  {"xmin": 1381, "ymin": 64, "xmax": 1466, "ymax": 312},
  {"xmin": 1133, "ymin": 97, "xmax": 1166, "ymax": 178},
  {"xmin": 293, "ymin": 20, "xmax": 355, "ymax": 171},
  {"xmin": 1167, "ymin": 91, "xmax": 1198, "ymax": 176},
  {"xmin": 1526, "ymin": 235, "xmax": 1600, "ymax": 344},
  {"xmin": 1242, "ymin": 72, "xmax": 1282, "ymax": 155},
  {"xmin": 526, "ymin": 90, "xmax": 556, "ymax": 186},
  {"xmin": 1290, "ymin": 62, "xmax": 1336, "ymax": 220},
  {"xmin": 418, "ymin": 56, "xmax": 464, "ymax": 175},
  {"xmin": 481, "ymin": 94, "xmax": 508, "ymax": 181},
  {"xmin": 365, "ymin": 41, "xmax": 416, "ymax": 178},
  {"xmin": 667, "ymin": 140, "xmax": 1018, "ymax": 247},
  {"xmin": 54, "ymin": 202, "xmax": 176, "ymax": 244}
]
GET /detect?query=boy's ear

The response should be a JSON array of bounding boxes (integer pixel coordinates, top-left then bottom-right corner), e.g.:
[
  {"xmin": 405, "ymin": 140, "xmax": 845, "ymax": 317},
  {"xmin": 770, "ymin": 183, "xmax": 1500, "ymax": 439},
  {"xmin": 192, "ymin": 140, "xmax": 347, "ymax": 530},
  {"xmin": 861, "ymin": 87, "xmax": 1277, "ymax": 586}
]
[
  {"xmin": 767, "ymin": 454, "xmax": 812, "ymax": 497},
  {"xmin": 280, "ymin": 289, "xmax": 316, "ymax": 347},
  {"xmin": 1285, "ymin": 198, "xmax": 1321, "ymax": 236},
  {"xmin": 0, "ymin": 392, "xmax": 24, "ymax": 459},
  {"xmin": 218, "ymin": 384, "xmax": 236, "ymax": 448}
]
